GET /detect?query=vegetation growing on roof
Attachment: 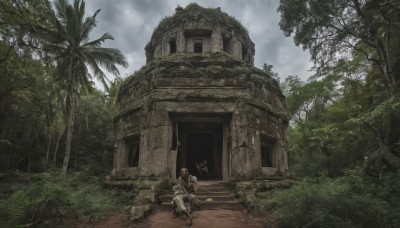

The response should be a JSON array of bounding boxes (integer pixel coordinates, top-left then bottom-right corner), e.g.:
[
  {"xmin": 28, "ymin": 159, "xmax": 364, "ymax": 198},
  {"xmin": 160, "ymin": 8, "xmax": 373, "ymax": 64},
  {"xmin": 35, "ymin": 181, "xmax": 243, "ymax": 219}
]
[
  {"xmin": 149, "ymin": 3, "xmax": 250, "ymax": 45},
  {"xmin": 119, "ymin": 52, "xmax": 280, "ymax": 93}
]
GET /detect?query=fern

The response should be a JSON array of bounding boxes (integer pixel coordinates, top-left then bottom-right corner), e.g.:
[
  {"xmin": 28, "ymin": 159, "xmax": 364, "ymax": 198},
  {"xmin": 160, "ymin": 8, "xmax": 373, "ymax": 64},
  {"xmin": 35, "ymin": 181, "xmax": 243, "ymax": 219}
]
[
  {"xmin": 0, "ymin": 190, "xmax": 31, "ymax": 226},
  {"xmin": 266, "ymin": 173, "xmax": 399, "ymax": 227},
  {"xmin": 0, "ymin": 172, "xmax": 123, "ymax": 226}
]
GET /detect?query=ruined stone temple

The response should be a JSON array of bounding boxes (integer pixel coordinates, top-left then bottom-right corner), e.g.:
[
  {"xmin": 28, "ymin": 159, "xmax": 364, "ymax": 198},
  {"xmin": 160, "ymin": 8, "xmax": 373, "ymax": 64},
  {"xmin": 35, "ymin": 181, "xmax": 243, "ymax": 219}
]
[{"xmin": 110, "ymin": 4, "xmax": 289, "ymax": 181}]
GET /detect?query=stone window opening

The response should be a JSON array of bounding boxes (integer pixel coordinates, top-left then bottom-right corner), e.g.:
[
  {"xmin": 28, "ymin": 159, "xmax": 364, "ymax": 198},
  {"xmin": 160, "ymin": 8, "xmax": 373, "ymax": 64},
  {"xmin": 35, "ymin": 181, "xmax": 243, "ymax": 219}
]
[
  {"xmin": 127, "ymin": 143, "xmax": 139, "ymax": 167},
  {"xmin": 193, "ymin": 39, "xmax": 203, "ymax": 53},
  {"xmin": 223, "ymin": 38, "xmax": 230, "ymax": 53},
  {"xmin": 260, "ymin": 138, "xmax": 275, "ymax": 167},
  {"xmin": 125, "ymin": 136, "xmax": 140, "ymax": 167},
  {"xmin": 169, "ymin": 39, "xmax": 177, "ymax": 54},
  {"xmin": 241, "ymin": 44, "xmax": 248, "ymax": 61}
]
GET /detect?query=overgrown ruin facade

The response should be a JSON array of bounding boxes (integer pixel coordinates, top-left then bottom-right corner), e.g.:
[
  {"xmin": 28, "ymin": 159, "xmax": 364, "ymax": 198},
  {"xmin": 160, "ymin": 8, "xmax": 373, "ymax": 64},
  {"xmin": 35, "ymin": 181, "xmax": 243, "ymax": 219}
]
[{"xmin": 111, "ymin": 4, "xmax": 289, "ymax": 181}]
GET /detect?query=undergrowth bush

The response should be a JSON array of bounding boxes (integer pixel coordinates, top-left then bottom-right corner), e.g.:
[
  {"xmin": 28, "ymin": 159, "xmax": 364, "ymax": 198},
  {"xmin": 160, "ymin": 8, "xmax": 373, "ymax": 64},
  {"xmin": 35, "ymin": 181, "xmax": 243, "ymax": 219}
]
[
  {"xmin": 0, "ymin": 171, "xmax": 128, "ymax": 227},
  {"xmin": 266, "ymin": 169, "xmax": 400, "ymax": 228}
]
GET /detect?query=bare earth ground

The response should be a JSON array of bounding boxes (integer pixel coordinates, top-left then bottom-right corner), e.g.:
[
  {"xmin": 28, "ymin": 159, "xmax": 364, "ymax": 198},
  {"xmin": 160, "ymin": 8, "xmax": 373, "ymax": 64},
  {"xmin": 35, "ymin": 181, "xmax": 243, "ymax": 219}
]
[{"xmin": 78, "ymin": 208, "xmax": 268, "ymax": 228}]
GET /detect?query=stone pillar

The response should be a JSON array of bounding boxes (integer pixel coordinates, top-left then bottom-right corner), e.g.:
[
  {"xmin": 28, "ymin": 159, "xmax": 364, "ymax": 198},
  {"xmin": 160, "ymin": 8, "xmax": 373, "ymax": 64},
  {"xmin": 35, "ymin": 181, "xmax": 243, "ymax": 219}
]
[
  {"xmin": 211, "ymin": 30, "xmax": 222, "ymax": 53},
  {"xmin": 230, "ymin": 111, "xmax": 240, "ymax": 177},
  {"xmin": 248, "ymin": 129, "xmax": 260, "ymax": 176},
  {"xmin": 222, "ymin": 123, "xmax": 230, "ymax": 180},
  {"xmin": 148, "ymin": 125, "xmax": 169, "ymax": 175},
  {"xmin": 276, "ymin": 139, "xmax": 287, "ymax": 176},
  {"xmin": 231, "ymin": 37, "xmax": 242, "ymax": 60},
  {"xmin": 154, "ymin": 44, "xmax": 162, "ymax": 59},
  {"xmin": 139, "ymin": 129, "xmax": 151, "ymax": 175},
  {"xmin": 230, "ymin": 109, "xmax": 252, "ymax": 178},
  {"xmin": 141, "ymin": 109, "xmax": 170, "ymax": 176},
  {"xmin": 114, "ymin": 139, "xmax": 126, "ymax": 174},
  {"xmin": 112, "ymin": 120, "xmax": 127, "ymax": 176},
  {"xmin": 176, "ymin": 31, "xmax": 185, "ymax": 53},
  {"xmin": 161, "ymin": 37, "xmax": 168, "ymax": 57}
]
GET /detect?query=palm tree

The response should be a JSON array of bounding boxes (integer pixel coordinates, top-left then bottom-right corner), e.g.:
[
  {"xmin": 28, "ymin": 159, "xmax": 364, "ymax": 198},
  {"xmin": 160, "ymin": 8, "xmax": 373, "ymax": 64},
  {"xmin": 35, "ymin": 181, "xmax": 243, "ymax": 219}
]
[{"xmin": 40, "ymin": 0, "xmax": 128, "ymax": 178}]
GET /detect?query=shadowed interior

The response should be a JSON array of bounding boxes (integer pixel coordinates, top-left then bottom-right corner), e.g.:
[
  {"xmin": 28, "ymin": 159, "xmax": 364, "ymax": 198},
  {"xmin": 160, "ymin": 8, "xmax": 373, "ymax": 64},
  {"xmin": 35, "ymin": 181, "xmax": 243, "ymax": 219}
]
[{"xmin": 176, "ymin": 122, "xmax": 223, "ymax": 180}]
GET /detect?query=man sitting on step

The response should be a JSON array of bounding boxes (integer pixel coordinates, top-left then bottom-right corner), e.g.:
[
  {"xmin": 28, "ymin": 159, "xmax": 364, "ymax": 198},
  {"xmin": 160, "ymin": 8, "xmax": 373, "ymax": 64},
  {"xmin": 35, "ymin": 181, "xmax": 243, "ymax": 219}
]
[{"xmin": 172, "ymin": 168, "xmax": 201, "ymax": 226}]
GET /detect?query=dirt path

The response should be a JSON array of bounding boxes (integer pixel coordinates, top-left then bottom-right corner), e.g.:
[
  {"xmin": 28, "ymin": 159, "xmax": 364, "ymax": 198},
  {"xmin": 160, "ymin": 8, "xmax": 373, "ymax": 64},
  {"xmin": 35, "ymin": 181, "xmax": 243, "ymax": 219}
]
[
  {"xmin": 82, "ymin": 208, "xmax": 267, "ymax": 228},
  {"xmin": 135, "ymin": 208, "xmax": 265, "ymax": 228},
  {"xmin": 79, "ymin": 181, "xmax": 275, "ymax": 227}
]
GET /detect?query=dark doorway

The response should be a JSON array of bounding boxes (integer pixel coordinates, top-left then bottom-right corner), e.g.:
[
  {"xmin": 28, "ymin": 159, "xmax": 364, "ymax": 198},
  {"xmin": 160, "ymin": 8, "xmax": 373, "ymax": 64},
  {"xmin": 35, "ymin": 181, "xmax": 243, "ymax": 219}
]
[
  {"xmin": 175, "ymin": 122, "xmax": 223, "ymax": 180},
  {"xmin": 187, "ymin": 133, "xmax": 213, "ymax": 179},
  {"xmin": 124, "ymin": 135, "xmax": 140, "ymax": 167}
]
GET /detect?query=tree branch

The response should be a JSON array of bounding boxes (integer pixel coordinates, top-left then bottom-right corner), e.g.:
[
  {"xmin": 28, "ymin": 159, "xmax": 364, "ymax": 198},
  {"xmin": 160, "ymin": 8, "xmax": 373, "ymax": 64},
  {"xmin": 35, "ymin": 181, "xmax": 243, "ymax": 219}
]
[{"xmin": 0, "ymin": 42, "xmax": 16, "ymax": 62}]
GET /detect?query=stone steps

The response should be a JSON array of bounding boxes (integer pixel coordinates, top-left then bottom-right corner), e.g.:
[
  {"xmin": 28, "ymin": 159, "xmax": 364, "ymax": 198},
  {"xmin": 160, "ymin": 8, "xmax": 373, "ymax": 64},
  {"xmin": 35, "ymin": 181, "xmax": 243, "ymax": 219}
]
[
  {"xmin": 159, "ymin": 200, "xmax": 241, "ymax": 210},
  {"xmin": 159, "ymin": 194, "xmax": 236, "ymax": 202},
  {"xmin": 158, "ymin": 180, "xmax": 241, "ymax": 211}
]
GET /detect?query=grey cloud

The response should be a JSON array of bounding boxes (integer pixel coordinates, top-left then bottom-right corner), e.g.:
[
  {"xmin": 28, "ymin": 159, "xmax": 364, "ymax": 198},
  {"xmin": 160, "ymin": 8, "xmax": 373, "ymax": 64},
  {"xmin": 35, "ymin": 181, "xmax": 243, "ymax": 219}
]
[{"xmin": 82, "ymin": 0, "xmax": 313, "ymax": 85}]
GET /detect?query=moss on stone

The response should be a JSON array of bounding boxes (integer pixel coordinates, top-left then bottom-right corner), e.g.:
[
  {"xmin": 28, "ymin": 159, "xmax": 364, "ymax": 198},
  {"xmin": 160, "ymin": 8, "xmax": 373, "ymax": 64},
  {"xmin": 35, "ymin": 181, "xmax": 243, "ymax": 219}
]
[
  {"xmin": 120, "ymin": 52, "xmax": 276, "ymax": 91},
  {"xmin": 150, "ymin": 3, "xmax": 249, "ymax": 45}
]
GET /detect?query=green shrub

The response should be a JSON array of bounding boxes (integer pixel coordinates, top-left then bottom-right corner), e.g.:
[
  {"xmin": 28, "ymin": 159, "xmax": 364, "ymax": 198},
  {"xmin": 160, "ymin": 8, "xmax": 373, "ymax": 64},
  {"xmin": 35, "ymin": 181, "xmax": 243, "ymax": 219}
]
[
  {"xmin": 266, "ymin": 173, "xmax": 399, "ymax": 228},
  {"xmin": 0, "ymin": 179, "xmax": 68, "ymax": 227},
  {"xmin": 0, "ymin": 172, "xmax": 126, "ymax": 227}
]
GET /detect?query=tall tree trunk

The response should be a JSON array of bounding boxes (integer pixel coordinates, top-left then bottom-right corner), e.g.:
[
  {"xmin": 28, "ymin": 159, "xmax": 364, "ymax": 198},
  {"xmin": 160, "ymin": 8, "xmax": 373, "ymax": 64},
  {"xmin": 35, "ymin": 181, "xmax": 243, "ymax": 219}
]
[
  {"xmin": 44, "ymin": 129, "xmax": 51, "ymax": 170},
  {"xmin": 28, "ymin": 123, "xmax": 39, "ymax": 174},
  {"xmin": 74, "ymin": 114, "xmax": 83, "ymax": 171},
  {"xmin": 53, "ymin": 127, "xmax": 65, "ymax": 169},
  {"xmin": 60, "ymin": 53, "xmax": 78, "ymax": 179},
  {"xmin": 60, "ymin": 86, "xmax": 77, "ymax": 179},
  {"xmin": 364, "ymin": 5, "xmax": 400, "ymax": 173}
]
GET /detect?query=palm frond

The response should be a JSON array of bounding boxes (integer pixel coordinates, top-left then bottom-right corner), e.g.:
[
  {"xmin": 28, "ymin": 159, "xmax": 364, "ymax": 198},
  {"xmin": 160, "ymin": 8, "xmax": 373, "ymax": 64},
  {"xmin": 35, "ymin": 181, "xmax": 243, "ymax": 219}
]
[
  {"xmin": 83, "ymin": 33, "xmax": 113, "ymax": 48},
  {"xmin": 80, "ymin": 9, "xmax": 101, "ymax": 42},
  {"xmin": 53, "ymin": 0, "xmax": 68, "ymax": 26},
  {"xmin": 79, "ymin": 71, "xmax": 96, "ymax": 94},
  {"xmin": 41, "ymin": 0, "xmax": 127, "ymax": 104},
  {"xmin": 86, "ymin": 47, "xmax": 128, "ymax": 71},
  {"xmin": 81, "ymin": 52, "xmax": 110, "ymax": 90}
]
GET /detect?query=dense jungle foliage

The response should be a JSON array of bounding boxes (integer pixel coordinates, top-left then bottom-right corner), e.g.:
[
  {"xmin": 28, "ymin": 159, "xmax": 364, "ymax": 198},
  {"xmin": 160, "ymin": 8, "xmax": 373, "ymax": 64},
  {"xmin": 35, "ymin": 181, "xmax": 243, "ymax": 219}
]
[
  {"xmin": 0, "ymin": 0, "xmax": 129, "ymax": 226},
  {"xmin": 259, "ymin": 0, "xmax": 400, "ymax": 227},
  {"xmin": 0, "ymin": 0, "xmax": 399, "ymax": 227}
]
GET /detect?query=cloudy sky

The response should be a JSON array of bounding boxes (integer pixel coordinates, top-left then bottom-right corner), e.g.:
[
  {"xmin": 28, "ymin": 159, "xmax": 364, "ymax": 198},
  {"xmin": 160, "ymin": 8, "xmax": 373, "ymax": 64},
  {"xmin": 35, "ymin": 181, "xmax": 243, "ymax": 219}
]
[{"xmin": 83, "ymin": 0, "xmax": 314, "ymax": 86}]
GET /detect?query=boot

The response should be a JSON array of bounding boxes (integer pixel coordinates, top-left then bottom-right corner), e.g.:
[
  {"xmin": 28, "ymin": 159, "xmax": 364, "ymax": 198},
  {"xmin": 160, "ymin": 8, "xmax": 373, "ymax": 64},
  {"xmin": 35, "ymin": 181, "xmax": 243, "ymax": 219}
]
[
  {"xmin": 172, "ymin": 200, "xmax": 178, "ymax": 217},
  {"xmin": 194, "ymin": 198, "xmax": 201, "ymax": 210},
  {"xmin": 182, "ymin": 210, "xmax": 192, "ymax": 226}
]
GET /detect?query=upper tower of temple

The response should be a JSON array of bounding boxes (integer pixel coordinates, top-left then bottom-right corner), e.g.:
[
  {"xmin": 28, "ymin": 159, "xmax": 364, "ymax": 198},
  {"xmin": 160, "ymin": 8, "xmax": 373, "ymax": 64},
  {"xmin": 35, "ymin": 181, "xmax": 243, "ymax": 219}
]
[{"xmin": 145, "ymin": 3, "xmax": 255, "ymax": 65}]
